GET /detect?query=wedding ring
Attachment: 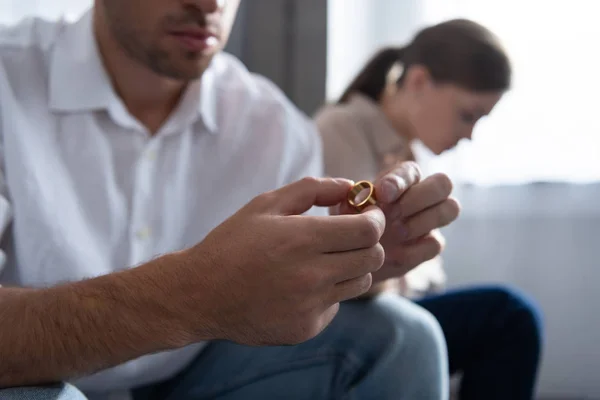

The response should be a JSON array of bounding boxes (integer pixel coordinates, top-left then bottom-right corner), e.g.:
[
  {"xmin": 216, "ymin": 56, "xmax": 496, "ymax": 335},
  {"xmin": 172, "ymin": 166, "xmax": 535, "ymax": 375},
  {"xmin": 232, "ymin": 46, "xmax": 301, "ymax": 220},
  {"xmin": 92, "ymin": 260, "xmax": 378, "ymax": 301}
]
[{"xmin": 347, "ymin": 180, "xmax": 377, "ymax": 211}]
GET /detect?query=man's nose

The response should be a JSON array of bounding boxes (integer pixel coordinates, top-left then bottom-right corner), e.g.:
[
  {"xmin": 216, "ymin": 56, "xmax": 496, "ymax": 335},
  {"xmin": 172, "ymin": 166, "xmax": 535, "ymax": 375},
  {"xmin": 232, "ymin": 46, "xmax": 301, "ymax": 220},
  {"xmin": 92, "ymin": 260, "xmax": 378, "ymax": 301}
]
[{"xmin": 181, "ymin": 0, "xmax": 224, "ymax": 14}]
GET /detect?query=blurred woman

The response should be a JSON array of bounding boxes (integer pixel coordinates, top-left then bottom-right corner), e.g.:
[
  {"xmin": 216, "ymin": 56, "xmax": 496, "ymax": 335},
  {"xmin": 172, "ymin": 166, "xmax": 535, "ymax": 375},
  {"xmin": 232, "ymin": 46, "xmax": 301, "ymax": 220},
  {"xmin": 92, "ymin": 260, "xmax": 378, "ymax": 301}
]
[{"xmin": 315, "ymin": 19, "xmax": 543, "ymax": 400}]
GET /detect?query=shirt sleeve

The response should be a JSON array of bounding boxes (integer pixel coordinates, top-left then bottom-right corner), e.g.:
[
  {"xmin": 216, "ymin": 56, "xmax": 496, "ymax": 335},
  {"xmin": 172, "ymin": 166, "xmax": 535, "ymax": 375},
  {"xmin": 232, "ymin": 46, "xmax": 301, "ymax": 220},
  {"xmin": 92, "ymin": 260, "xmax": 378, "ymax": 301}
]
[{"xmin": 314, "ymin": 106, "xmax": 380, "ymax": 182}]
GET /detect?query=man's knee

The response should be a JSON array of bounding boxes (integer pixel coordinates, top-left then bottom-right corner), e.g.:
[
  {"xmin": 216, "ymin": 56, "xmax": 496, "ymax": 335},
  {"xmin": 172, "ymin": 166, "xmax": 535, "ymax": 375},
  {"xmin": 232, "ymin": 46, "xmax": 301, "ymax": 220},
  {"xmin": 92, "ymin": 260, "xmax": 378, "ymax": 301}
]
[
  {"xmin": 368, "ymin": 293, "xmax": 447, "ymax": 362},
  {"xmin": 356, "ymin": 294, "xmax": 449, "ymax": 398},
  {"xmin": 0, "ymin": 383, "xmax": 87, "ymax": 400}
]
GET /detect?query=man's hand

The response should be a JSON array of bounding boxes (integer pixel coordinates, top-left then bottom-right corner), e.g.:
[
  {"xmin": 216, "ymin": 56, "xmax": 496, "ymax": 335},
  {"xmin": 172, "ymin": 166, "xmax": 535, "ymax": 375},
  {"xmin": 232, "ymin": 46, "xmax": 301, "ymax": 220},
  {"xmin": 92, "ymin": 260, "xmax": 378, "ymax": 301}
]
[
  {"xmin": 337, "ymin": 162, "xmax": 460, "ymax": 284},
  {"xmin": 0, "ymin": 177, "xmax": 385, "ymax": 387},
  {"xmin": 179, "ymin": 177, "xmax": 386, "ymax": 346}
]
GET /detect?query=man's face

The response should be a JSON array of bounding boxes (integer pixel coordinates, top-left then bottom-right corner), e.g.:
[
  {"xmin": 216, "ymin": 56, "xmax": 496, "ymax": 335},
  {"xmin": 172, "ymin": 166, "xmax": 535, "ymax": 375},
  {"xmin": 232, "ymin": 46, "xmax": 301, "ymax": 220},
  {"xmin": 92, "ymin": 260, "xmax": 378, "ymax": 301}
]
[{"xmin": 97, "ymin": 0, "xmax": 240, "ymax": 80}]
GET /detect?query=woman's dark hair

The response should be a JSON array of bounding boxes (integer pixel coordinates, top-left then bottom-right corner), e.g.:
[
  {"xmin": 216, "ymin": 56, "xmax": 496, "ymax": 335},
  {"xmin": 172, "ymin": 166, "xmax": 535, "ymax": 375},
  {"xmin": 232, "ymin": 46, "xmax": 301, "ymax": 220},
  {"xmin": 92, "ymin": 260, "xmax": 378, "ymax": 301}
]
[{"xmin": 338, "ymin": 19, "xmax": 511, "ymax": 103}]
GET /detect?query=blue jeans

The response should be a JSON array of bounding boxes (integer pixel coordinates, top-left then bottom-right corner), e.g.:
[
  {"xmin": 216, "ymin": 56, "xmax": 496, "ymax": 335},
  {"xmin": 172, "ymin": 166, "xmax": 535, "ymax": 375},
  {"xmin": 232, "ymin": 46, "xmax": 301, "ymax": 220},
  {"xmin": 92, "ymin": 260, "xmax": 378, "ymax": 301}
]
[
  {"xmin": 0, "ymin": 384, "xmax": 86, "ymax": 400},
  {"xmin": 1, "ymin": 294, "xmax": 448, "ymax": 400},
  {"xmin": 416, "ymin": 285, "xmax": 543, "ymax": 400}
]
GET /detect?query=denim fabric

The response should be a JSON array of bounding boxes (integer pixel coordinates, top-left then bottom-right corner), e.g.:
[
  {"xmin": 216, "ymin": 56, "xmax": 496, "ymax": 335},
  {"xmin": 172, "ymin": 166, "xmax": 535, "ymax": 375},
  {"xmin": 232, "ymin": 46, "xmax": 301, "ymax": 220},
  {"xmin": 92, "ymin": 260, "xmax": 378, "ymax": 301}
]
[
  {"xmin": 417, "ymin": 285, "xmax": 543, "ymax": 400},
  {"xmin": 132, "ymin": 293, "xmax": 448, "ymax": 400},
  {"xmin": 0, "ymin": 384, "xmax": 87, "ymax": 400}
]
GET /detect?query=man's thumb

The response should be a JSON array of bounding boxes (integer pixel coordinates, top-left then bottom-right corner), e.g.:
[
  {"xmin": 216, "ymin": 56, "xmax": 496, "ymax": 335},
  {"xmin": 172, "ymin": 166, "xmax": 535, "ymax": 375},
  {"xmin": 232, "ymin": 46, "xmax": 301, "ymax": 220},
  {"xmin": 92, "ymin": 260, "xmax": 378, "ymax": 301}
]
[{"xmin": 274, "ymin": 177, "xmax": 354, "ymax": 215}]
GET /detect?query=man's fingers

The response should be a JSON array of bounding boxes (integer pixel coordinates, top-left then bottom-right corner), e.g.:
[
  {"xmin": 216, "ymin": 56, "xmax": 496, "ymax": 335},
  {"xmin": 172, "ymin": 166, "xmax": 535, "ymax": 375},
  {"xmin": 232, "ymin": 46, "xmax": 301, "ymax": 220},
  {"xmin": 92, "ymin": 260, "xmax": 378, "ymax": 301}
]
[
  {"xmin": 335, "ymin": 200, "xmax": 357, "ymax": 216},
  {"xmin": 322, "ymin": 243, "xmax": 385, "ymax": 283},
  {"xmin": 374, "ymin": 161, "xmax": 422, "ymax": 203},
  {"xmin": 388, "ymin": 173, "xmax": 454, "ymax": 220},
  {"xmin": 376, "ymin": 234, "xmax": 443, "ymax": 281},
  {"xmin": 329, "ymin": 274, "xmax": 373, "ymax": 303},
  {"xmin": 265, "ymin": 177, "xmax": 354, "ymax": 215},
  {"xmin": 304, "ymin": 206, "xmax": 386, "ymax": 253},
  {"xmin": 318, "ymin": 304, "xmax": 340, "ymax": 332},
  {"xmin": 397, "ymin": 198, "xmax": 460, "ymax": 240}
]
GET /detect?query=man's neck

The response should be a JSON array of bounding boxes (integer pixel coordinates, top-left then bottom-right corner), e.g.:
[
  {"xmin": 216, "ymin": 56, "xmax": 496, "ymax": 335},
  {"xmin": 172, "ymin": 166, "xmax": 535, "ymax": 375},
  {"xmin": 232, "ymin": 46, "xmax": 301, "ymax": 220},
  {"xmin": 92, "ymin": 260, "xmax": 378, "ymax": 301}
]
[{"xmin": 93, "ymin": 13, "xmax": 185, "ymax": 134}]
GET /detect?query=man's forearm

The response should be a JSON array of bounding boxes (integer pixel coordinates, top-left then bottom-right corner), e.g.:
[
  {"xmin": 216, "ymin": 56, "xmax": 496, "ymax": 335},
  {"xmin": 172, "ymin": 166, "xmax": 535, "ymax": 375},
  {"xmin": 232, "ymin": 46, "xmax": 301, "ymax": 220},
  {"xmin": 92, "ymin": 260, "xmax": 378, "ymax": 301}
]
[{"xmin": 0, "ymin": 252, "xmax": 201, "ymax": 387}]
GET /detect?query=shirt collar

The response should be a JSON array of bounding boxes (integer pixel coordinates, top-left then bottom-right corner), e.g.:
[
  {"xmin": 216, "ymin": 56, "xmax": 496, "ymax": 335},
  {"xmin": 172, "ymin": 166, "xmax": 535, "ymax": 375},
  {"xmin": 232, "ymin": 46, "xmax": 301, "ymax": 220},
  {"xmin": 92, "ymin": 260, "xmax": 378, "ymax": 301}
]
[
  {"xmin": 49, "ymin": 10, "xmax": 115, "ymax": 113},
  {"xmin": 346, "ymin": 93, "xmax": 406, "ymax": 155},
  {"xmin": 196, "ymin": 59, "xmax": 218, "ymax": 133},
  {"xmin": 48, "ymin": 9, "xmax": 219, "ymax": 135}
]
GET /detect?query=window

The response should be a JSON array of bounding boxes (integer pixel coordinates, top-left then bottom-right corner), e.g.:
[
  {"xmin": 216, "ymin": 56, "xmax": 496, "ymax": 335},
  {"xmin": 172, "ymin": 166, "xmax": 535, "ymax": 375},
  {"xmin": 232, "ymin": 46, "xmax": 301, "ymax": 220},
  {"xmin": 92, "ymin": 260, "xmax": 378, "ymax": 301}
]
[
  {"xmin": 0, "ymin": 0, "xmax": 91, "ymax": 24},
  {"xmin": 327, "ymin": 0, "xmax": 600, "ymax": 184}
]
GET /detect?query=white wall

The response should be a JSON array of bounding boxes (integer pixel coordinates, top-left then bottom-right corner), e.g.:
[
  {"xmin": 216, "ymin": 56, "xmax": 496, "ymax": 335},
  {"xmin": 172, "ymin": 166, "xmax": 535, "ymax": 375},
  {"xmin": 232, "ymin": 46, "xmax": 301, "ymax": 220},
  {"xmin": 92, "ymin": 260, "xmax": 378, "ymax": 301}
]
[
  {"xmin": 443, "ymin": 184, "xmax": 600, "ymax": 399},
  {"xmin": 0, "ymin": 0, "xmax": 91, "ymax": 24},
  {"xmin": 327, "ymin": 2, "xmax": 600, "ymax": 396},
  {"xmin": 326, "ymin": 0, "xmax": 423, "ymax": 101}
]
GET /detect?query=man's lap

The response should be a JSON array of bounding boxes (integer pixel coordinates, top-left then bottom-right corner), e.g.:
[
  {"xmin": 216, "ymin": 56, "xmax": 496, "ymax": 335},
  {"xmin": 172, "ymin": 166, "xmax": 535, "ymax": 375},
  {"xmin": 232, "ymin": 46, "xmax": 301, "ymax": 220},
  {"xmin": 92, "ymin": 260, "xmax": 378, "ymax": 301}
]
[
  {"xmin": 2, "ymin": 294, "xmax": 446, "ymax": 400},
  {"xmin": 132, "ymin": 293, "xmax": 446, "ymax": 400},
  {"xmin": 0, "ymin": 384, "xmax": 87, "ymax": 400}
]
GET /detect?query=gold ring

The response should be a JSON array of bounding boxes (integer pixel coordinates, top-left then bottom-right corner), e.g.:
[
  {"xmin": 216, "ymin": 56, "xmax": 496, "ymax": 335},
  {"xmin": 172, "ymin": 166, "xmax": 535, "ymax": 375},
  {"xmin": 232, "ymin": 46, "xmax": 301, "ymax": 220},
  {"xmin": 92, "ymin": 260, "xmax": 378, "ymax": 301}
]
[{"xmin": 347, "ymin": 180, "xmax": 377, "ymax": 211}]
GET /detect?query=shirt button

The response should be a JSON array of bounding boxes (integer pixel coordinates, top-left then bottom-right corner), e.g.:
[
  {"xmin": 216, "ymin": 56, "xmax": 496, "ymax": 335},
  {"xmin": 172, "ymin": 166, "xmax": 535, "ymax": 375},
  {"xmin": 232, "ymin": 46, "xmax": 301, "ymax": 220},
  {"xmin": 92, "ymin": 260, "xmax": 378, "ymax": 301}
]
[{"xmin": 136, "ymin": 226, "xmax": 152, "ymax": 240}]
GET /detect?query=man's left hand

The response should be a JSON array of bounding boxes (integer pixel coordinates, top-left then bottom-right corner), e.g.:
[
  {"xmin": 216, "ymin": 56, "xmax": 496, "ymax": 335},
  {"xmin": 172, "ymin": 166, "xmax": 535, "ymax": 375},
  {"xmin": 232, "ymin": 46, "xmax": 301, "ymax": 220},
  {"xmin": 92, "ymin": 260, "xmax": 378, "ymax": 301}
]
[{"xmin": 338, "ymin": 161, "xmax": 460, "ymax": 284}]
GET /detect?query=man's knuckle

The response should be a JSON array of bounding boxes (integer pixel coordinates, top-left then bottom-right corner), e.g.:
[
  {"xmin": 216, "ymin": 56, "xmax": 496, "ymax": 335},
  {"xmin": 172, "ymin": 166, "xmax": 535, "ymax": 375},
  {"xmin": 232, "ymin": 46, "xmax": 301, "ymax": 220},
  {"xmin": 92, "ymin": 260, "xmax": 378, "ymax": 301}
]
[
  {"xmin": 433, "ymin": 173, "xmax": 453, "ymax": 198},
  {"xmin": 446, "ymin": 197, "xmax": 461, "ymax": 218},
  {"xmin": 296, "ymin": 318, "xmax": 324, "ymax": 343},
  {"xmin": 407, "ymin": 161, "xmax": 422, "ymax": 182},
  {"xmin": 299, "ymin": 176, "xmax": 321, "ymax": 189},
  {"xmin": 371, "ymin": 243, "xmax": 386, "ymax": 267},
  {"xmin": 391, "ymin": 161, "xmax": 420, "ymax": 185},
  {"xmin": 358, "ymin": 217, "xmax": 382, "ymax": 246},
  {"xmin": 429, "ymin": 239, "xmax": 443, "ymax": 257},
  {"xmin": 358, "ymin": 244, "xmax": 385, "ymax": 273},
  {"xmin": 436, "ymin": 207, "xmax": 448, "ymax": 228},
  {"xmin": 437, "ymin": 198, "xmax": 460, "ymax": 227},
  {"xmin": 432, "ymin": 230, "xmax": 447, "ymax": 249},
  {"xmin": 357, "ymin": 274, "xmax": 373, "ymax": 295},
  {"xmin": 436, "ymin": 237, "xmax": 446, "ymax": 252},
  {"xmin": 267, "ymin": 231, "xmax": 305, "ymax": 261},
  {"xmin": 254, "ymin": 191, "xmax": 277, "ymax": 208}
]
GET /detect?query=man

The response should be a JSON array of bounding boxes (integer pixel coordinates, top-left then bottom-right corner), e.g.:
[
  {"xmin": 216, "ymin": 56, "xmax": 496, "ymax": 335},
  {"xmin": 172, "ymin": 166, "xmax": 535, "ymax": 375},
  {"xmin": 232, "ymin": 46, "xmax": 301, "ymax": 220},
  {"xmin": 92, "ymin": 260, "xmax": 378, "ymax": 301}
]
[{"xmin": 0, "ymin": 1, "xmax": 459, "ymax": 399}]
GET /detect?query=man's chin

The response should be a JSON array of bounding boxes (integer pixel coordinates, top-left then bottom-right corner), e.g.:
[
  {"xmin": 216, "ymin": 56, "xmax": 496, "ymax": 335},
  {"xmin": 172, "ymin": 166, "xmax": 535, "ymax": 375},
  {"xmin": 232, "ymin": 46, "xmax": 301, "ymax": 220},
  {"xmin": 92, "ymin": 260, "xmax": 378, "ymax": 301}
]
[{"xmin": 160, "ymin": 58, "xmax": 216, "ymax": 81}]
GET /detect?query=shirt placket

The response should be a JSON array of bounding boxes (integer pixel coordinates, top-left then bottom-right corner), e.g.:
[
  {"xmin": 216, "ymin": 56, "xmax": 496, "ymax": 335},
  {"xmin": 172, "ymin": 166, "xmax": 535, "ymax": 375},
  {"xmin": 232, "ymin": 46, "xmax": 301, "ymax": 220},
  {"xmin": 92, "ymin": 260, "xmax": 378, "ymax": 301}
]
[{"xmin": 129, "ymin": 137, "xmax": 161, "ymax": 266}]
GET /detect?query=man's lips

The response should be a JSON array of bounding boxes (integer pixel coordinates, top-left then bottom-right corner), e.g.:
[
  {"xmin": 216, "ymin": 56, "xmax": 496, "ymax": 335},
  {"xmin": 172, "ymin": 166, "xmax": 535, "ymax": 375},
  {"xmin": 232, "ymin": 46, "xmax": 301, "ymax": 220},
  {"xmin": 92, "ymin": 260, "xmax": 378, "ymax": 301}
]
[{"xmin": 169, "ymin": 29, "xmax": 219, "ymax": 52}]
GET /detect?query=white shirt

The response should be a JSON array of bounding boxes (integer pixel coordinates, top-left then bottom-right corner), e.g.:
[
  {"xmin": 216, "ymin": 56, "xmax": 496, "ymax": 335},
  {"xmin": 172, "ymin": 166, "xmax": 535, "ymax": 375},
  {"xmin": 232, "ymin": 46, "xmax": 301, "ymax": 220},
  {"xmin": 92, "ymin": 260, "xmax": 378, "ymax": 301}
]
[{"xmin": 0, "ymin": 9, "xmax": 324, "ymax": 398}]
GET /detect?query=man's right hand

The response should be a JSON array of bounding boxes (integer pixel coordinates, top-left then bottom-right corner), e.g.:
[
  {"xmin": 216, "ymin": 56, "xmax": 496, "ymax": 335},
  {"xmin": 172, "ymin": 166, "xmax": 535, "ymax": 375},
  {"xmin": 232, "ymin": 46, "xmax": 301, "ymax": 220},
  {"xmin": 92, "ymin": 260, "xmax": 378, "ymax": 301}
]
[
  {"xmin": 176, "ymin": 177, "xmax": 386, "ymax": 346},
  {"xmin": 0, "ymin": 177, "xmax": 385, "ymax": 386}
]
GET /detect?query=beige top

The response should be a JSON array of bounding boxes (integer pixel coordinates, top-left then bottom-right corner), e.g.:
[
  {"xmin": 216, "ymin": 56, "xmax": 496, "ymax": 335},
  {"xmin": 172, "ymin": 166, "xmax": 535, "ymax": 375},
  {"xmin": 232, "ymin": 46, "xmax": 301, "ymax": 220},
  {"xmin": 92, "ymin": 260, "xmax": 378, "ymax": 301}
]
[{"xmin": 314, "ymin": 93, "xmax": 446, "ymax": 298}]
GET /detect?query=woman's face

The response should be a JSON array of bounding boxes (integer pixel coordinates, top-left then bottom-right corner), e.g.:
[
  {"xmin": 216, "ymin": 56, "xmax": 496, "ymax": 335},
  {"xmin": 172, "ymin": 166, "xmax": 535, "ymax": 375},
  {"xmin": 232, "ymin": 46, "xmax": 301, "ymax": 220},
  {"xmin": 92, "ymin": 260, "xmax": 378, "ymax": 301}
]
[
  {"xmin": 385, "ymin": 67, "xmax": 504, "ymax": 155},
  {"xmin": 410, "ymin": 82, "xmax": 503, "ymax": 154}
]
